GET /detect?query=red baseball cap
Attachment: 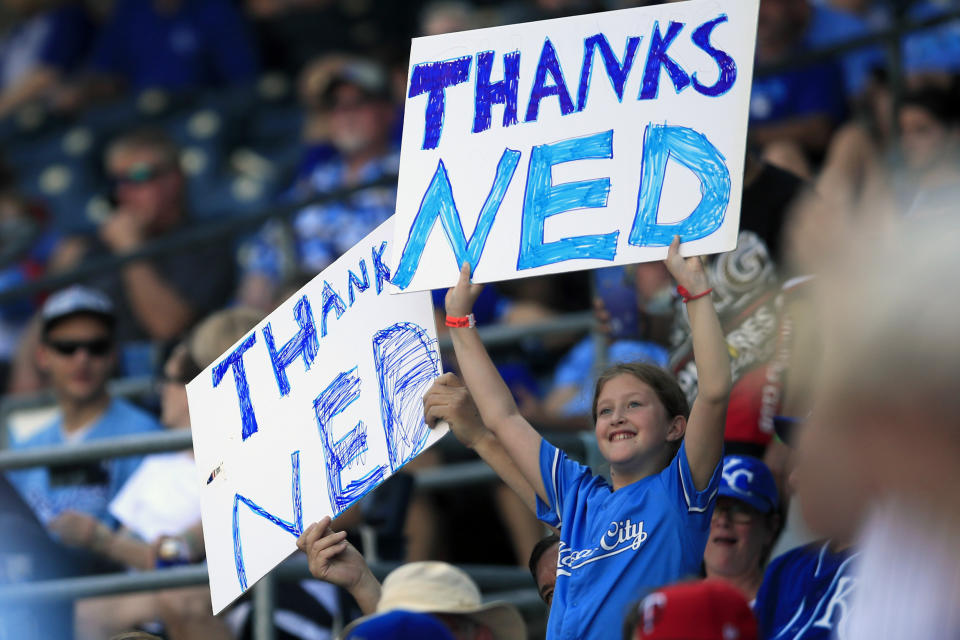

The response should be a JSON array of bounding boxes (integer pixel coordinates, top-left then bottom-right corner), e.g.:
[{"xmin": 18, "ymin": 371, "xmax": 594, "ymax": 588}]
[{"xmin": 629, "ymin": 580, "xmax": 757, "ymax": 640}]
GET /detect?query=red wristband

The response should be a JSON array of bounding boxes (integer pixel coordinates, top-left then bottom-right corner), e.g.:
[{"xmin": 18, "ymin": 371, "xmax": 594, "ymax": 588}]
[
  {"xmin": 445, "ymin": 313, "xmax": 476, "ymax": 328},
  {"xmin": 677, "ymin": 285, "xmax": 713, "ymax": 303}
]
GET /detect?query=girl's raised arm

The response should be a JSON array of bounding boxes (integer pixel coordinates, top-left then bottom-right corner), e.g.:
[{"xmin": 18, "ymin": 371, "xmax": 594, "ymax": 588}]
[
  {"xmin": 664, "ymin": 236, "xmax": 732, "ymax": 491},
  {"xmin": 440, "ymin": 264, "xmax": 548, "ymax": 503}
]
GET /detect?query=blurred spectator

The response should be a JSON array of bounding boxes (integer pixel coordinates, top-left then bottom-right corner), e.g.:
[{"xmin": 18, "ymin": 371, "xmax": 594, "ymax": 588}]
[
  {"xmin": 703, "ymin": 455, "xmax": 780, "ymax": 603},
  {"xmin": 817, "ymin": 82, "xmax": 960, "ymax": 221},
  {"xmin": 896, "ymin": 84, "xmax": 960, "ymax": 214},
  {"xmin": 622, "ymin": 580, "xmax": 757, "ymax": 640},
  {"xmin": 750, "ymin": 0, "xmax": 847, "ymax": 176},
  {"xmin": 0, "ymin": 0, "xmax": 94, "ymax": 118},
  {"xmin": 293, "ymin": 53, "xmax": 348, "ymax": 186},
  {"xmin": 796, "ymin": 218, "xmax": 960, "ymax": 639},
  {"xmin": 246, "ymin": 0, "xmax": 420, "ymax": 76},
  {"xmin": 298, "ymin": 518, "xmax": 526, "ymax": 639},
  {"xmin": 752, "ymin": 417, "xmax": 861, "ymax": 640},
  {"xmin": 528, "ymin": 534, "xmax": 558, "ymax": 608},
  {"xmin": 62, "ymin": 308, "xmax": 258, "ymax": 640},
  {"xmin": 245, "ymin": 0, "xmax": 352, "ymax": 76},
  {"xmin": 420, "ymin": 1, "xmax": 480, "ymax": 36},
  {"xmin": 238, "ymin": 57, "xmax": 398, "ymax": 311},
  {"xmin": 5, "ymin": 286, "xmax": 162, "ymax": 526},
  {"xmin": 0, "ymin": 159, "xmax": 83, "ymax": 391},
  {"xmin": 86, "ymin": 0, "xmax": 258, "ymax": 95},
  {"xmin": 69, "ymin": 128, "xmax": 235, "ymax": 371}
]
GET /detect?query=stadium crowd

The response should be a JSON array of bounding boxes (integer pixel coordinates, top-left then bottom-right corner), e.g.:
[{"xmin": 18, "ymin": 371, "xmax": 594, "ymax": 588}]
[{"xmin": 1, "ymin": 0, "xmax": 959, "ymax": 638}]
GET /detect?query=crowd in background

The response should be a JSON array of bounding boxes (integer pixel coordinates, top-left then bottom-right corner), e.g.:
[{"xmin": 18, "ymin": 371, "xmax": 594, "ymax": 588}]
[{"xmin": 1, "ymin": 0, "xmax": 959, "ymax": 638}]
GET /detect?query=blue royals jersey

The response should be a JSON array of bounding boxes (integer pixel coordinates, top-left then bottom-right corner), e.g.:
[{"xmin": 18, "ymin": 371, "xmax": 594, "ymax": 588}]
[
  {"xmin": 754, "ymin": 541, "xmax": 859, "ymax": 640},
  {"xmin": 536, "ymin": 440, "xmax": 721, "ymax": 640}
]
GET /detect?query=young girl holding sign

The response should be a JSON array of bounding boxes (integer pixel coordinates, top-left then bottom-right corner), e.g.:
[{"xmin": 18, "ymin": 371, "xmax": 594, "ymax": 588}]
[{"xmin": 426, "ymin": 236, "xmax": 731, "ymax": 640}]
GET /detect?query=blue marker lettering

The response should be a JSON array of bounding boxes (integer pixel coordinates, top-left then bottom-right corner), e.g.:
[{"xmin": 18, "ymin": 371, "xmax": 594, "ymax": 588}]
[
  {"xmin": 629, "ymin": 123, "xmax": 730, "ymax": 246},
  {"xmin": 517, "ymin": 130, "xmax": 617, "ymax": 270},
  {"xmin": 577, "ymin": 34, "xmax": 642, "ymax": 111},
  {"xmin": 347, "ymin": 259, "xmax": 370, "ymax": 306},
  {"xmin": 408, "ymin": 56, "xmax": 472, "ymax": 150},
  {"xmin": 691, "ymin": 15, "xmax": 736, "ymax": 97},
  {"xmin": 372, "ymin": 242, "xmax": 391, "ymax": 294},
  {"xmin": 373, "ymin": 322, "xmax": 441, "ymax": 471},
  {"xmin": 639, "ymin": 21, "xmax": 690, "ymax": 100},
  {"xmin": 314, "ymin": 368, "xmax": 387, "ymax": 516},
  {"xmin": 392, "ymin": 148, "xmax": 521, "ymax": 290},
  {"xmin": 474, "ymin": 50, "xmax": 520, "ymax": 133},
  {"xmin": 232, "ymin": 450, "xmax": 303, "ymax": 590},
  {"xmin": 212, "ymin": 333, "xmax": 259, "ymax": 440},
  {"xmin": 525, "ymin": 38, "xmax": 575, "ymax": 122},
  {"xmin": 320, "ymin": 281, "xmax": 346, "ymax": 337},
  {"xmin": 262, "ymin": 296, "xmax": 318, "ymax": 397}
]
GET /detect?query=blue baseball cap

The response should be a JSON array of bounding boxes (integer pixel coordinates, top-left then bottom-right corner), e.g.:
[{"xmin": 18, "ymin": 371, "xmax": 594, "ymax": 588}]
[
  {"xmin": 344, "ymin": 610, "xmax": 455, "ymax": 640},
  {"xmin": 718, "ymin": 455, "xmax": 779, "ymax": 514}
]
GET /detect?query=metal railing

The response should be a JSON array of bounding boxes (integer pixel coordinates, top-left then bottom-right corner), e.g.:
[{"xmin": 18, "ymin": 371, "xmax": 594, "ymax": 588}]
[{"xmin": 0, "ymin": 556, "xmax": 536, "ymax": 604}]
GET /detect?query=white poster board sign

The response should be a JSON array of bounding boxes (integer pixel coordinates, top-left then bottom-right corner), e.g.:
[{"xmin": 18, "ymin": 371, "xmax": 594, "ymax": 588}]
[
  {"xmin": 187, "ymin": 220, "xmax": 445, "ymax": 613},
  {"xmin": 390, "ymin": 0, "xmax": 759, "ymax": 292}
]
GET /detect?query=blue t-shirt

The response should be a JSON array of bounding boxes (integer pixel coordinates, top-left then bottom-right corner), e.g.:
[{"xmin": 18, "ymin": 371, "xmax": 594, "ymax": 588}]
[
  {"xmin": 754, "ymin": 541, "xmax": 859, "ymax": 640},
  {"xmin": 536, "ymin": 439, "xmax": 721, "ymax": 640},
  {"xmin": 6, "ymin": 398, "xmax": 163, "ymax": 526},
  {"xmin": 90, "ymin": 0, "xmax": 257, "ymax": 91}
]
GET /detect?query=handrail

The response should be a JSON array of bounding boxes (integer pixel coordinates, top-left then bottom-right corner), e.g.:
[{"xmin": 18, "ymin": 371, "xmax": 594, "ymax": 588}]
[
  {"xmin": 0, "ymin": 429, "xmax": 193, "ymax": 470},
  {"xmin": 0, "ymin": 376, "xmax": 154, "ymax": 415},
  {"xmin": 0, "ymin": 555, "xmax": 535, "ymax": 603}
]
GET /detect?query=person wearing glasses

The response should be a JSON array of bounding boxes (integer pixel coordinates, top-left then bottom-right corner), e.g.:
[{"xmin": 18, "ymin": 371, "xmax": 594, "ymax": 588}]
[
  {"xmin": 702, "ymin": 455, "xmax": 782, "ymax": 605},
  {"xmin": 5, "ymin": 285, "xmax": 162, "ymax": 529},
  {"xmin": 87, "ymin": 128, "xmax": 235, "ymax": 373}
]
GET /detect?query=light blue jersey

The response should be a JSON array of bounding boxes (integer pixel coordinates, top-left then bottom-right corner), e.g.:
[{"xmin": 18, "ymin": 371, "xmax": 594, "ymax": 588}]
[
  {"xmin": 6, "ymin": 398, "xmax": 162, "ymax": 526},
  {"xmin": 537, "ymin": 440, "xmax": 721, "ymax": 640}
]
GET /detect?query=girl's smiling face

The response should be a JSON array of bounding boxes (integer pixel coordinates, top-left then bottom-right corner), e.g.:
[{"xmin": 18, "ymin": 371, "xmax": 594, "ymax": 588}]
[{"xmin": 594, "ymin": 374, "xmax": 679, "ymax": 468}]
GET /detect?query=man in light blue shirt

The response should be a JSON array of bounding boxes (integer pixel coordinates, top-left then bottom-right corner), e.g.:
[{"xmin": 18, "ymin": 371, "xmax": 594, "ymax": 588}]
[{"xmin": 6, "ymin": 286, "xmax": 162, "ymax": 526}]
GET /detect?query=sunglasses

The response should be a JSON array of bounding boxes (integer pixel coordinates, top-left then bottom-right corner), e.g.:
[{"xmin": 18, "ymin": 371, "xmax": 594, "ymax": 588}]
[
  {"xmin": 46, "ymin": 338, "xmax": 113, "ymax": 357},
  {"xmin": 109, "ymin": 162, "xmax": 174, "ymax": 187}
]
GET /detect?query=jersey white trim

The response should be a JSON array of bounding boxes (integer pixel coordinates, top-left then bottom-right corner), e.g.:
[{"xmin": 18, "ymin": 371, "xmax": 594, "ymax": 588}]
[
  {"xmin": 788, "ymin": 554, "xmax": 858, "ymax": 639},
  {"xmin": 771, "ymin": 599, "xmax": 807, "ymax": 640},
  {"xmin": 551, "ymin": 447, "xmax": 563, "ymax": 526},
  {"xmin": 679, "ymin": 461, "xmax": 717, "ymax": 513}
]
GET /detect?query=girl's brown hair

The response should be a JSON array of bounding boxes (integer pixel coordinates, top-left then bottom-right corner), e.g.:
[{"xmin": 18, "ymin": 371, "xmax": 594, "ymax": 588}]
[{"xmin": 591, "ymin": 362, "xmax": 689, "ymax": 424}]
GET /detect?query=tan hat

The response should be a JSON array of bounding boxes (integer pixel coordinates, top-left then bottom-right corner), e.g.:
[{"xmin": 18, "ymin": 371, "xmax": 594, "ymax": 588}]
[{"xmin": 341, "ymin": 562, "xmax": 526, "ymax": 640}]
